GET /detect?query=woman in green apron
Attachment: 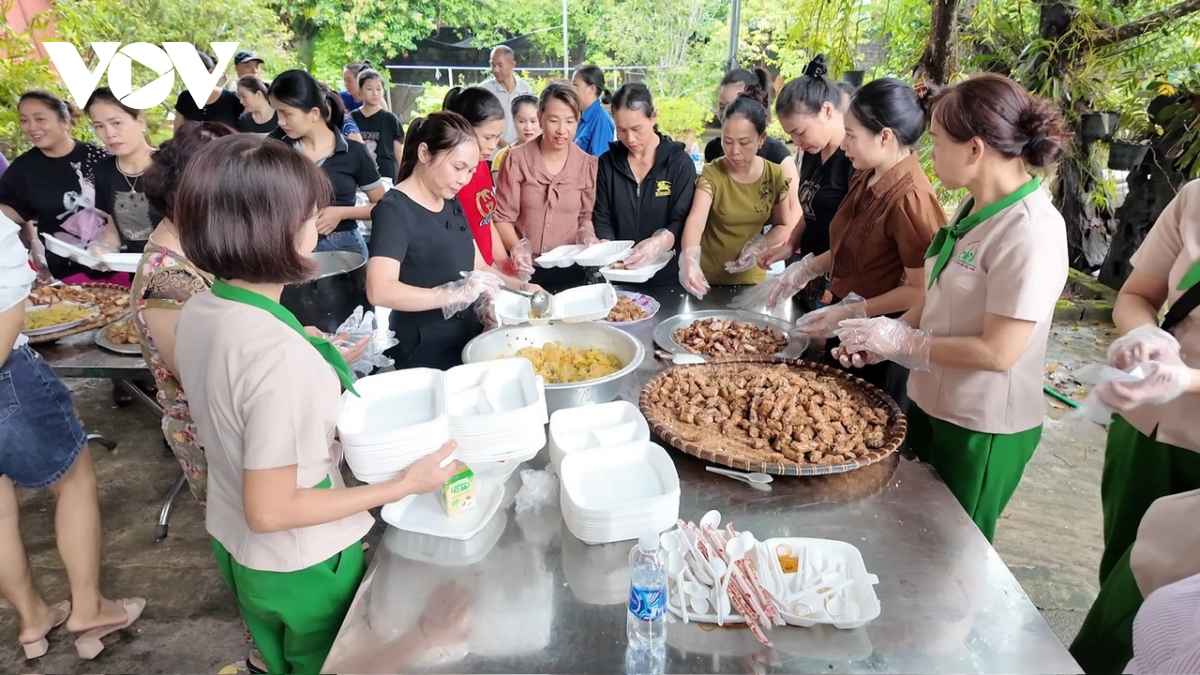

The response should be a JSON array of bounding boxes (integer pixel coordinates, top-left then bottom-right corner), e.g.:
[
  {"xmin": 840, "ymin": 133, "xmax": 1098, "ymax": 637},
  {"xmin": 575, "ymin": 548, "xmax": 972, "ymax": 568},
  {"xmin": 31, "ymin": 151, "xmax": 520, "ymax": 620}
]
[
  {"xmin": 834, "ymin": 74, "xmax": 1070, "ymax": 543},
  {"xmin": 1067, "ymin": 178, "xmax": 1200, "ymax": 674},
  {"xmin": 172, "ymin": 134, "xmax": 463, "ymax": 674},
  {"xmin": 678, "ymin": 86, "xmax": 795, "ymax": 298}
]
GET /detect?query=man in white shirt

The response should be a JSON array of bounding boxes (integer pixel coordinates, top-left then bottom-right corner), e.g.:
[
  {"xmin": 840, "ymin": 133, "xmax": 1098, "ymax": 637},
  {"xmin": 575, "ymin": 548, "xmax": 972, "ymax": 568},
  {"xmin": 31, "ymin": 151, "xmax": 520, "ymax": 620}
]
[{"xmin": 480, "ymin": 45, "xmax": 534, "ymax": 147}]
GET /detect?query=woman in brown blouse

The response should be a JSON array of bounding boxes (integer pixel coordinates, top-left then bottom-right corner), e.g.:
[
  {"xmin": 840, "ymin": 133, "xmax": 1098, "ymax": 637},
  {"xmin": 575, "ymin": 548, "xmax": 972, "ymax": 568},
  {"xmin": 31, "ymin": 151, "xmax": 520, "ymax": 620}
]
[
  {"xmin": 760, "ymin": 78, "xmax": 946, "ymax": 406},
  {"xmin": 493, "ymin": 83, "xmax": 598, "ymax": 290}
]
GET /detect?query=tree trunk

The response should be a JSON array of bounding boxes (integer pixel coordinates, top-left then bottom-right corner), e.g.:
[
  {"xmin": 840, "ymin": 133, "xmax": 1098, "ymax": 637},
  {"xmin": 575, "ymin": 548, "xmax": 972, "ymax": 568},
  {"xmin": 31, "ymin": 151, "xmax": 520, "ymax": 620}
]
[
  {"xmin": 1098, "ymin": 146, "xmax": 1187, "ymax": 288},
  {"xmin": 914, "ymin": 0, "xmax": 960, "ymax": 85},
  {"xmin": 1053, "ymin": 140, "xmax": 1114, "ymax": 270}
]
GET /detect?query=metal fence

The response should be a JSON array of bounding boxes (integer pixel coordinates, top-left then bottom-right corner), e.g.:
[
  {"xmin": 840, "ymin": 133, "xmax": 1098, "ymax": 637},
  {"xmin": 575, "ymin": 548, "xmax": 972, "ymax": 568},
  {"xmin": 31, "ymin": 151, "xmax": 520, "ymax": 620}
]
[{"xmin": 384, "ymin": 64, "xmax": 661, "ymax": 93}]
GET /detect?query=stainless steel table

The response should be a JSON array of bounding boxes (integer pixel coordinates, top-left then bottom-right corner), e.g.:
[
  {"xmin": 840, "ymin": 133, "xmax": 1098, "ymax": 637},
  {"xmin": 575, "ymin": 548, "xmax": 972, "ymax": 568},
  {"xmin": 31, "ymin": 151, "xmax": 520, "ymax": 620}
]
[
  {"xmin": 34, "ymin": 330, "xmax": 189, "ymax": 540},
  {"xmin": 323, "ymin": 285, "xmax": 1082, "ymax": 674}
]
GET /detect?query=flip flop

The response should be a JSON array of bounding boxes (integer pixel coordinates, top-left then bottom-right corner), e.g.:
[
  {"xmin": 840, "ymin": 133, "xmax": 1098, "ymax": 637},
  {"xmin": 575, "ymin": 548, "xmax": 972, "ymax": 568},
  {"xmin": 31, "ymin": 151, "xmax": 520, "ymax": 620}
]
[
  {"xmin": 21, "ymin": 600, "xmax": 71, "ymax": 660},
  {"xmin": 72, "ymin": 597, "xmax": 146, "ymax": 660}
]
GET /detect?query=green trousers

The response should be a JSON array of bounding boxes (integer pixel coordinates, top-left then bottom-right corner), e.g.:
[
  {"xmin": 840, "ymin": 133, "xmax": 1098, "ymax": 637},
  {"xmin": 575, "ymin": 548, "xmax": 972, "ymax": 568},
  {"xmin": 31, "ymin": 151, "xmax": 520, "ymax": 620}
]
[
  {"xmin": 908, "ymin": 404, "xmax": 1042, "ymax": 543},
  {"xmin": 212, "ymin": 538, "xmax": 366, "ymax": 674},
  {"xmin": 1069, "ymin": 415, "xmax": 1200, "ymax": 675}
]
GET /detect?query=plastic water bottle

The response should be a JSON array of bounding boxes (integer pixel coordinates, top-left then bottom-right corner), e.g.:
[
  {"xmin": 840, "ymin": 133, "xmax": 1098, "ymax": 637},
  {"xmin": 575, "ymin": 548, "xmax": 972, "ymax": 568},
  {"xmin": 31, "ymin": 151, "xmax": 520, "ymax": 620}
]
[
  {"xmin": 690, "ymin": 145, "xmax": 704, "ymax": 175},
  {"xmin": 625, "ymin": 533, "xmax": 667, "ymax": 674}
]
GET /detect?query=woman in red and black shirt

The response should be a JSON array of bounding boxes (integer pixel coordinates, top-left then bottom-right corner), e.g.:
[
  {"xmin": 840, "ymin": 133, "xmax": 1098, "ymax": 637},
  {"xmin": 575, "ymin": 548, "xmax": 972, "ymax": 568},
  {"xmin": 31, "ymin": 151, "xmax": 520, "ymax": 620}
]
[{"xmin": 443, "ymin": 87, "xmax": 512, "ymax": 273}]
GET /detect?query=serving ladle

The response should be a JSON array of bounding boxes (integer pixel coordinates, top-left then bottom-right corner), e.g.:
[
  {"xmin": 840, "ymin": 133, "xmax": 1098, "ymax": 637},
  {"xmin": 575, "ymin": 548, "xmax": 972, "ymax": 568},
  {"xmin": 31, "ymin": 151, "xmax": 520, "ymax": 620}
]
[{"xmin": 459, "ymin": 271, "xmax": 552, "ymax": 314}]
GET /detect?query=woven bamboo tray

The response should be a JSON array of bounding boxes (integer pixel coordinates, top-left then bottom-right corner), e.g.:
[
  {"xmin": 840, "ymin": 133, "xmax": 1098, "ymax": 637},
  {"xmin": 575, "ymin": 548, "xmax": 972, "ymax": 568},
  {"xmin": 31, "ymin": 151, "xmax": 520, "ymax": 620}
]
[
  {"xmin": 27, "ymin": 283, "xmax": 132, "ymax": 345},
  {"xmin": 639, "ymin": 356, "xmax": 907, "ymax": 476}
]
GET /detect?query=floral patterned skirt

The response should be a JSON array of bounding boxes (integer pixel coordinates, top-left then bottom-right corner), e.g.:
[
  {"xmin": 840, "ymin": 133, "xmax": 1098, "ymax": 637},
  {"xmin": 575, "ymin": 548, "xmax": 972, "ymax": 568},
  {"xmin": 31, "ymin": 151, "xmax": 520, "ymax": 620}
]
[{"xmin": 163, "ymin": 415, "xmax": 206, "ymax": 508}]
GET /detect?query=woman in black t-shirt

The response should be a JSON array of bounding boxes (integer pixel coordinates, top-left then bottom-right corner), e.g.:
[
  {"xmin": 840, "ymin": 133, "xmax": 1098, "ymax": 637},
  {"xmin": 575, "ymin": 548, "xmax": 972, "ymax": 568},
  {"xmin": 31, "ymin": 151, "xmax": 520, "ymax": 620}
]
[
  {"xmin": 173, "ymin": 49, "xmax": 242, "ymax": 131},
  {"xmin": 0, "ymin": 91, "xmax": 114, "ymax": 283},
  {"xmin": 351, "ymin": 69, "xmax": 404, "ymax": 184},
  {"xmin": 236, "ymin": 76, "xmax": 279, "ymax": 135},
  {"xmin": 366, "ymin": 112, "xmax": 536, "ymax": 370},
  {"xmin": 757, "ymin": 56, "xmax": 856, "ymax": 311},
  {"xmin": 269, "ymin": 70, "xmax": 384, "ymax": 257},
  {"xmin": 86, "ymin": 88, "xmax": 163, "ymax": 255}
]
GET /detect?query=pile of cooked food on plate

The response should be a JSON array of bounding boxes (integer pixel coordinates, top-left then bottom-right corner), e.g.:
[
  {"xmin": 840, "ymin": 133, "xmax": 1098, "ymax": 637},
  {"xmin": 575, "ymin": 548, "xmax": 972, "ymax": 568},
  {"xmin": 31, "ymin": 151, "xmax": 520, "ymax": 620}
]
[
  {"xmin": 644, "ymin": 363, "xmax": 891, "ymax": 466},
  {"xmin": 674, "ymin": 318, "xmax": 788, "ymax": 357},
  {"xmin": 105, "ymin": 319, "xmax": 140, "ymax": 345},
  {"xmin": 605, "ymin": 296, "xmax": 649, "ymax": 323},
  {"xmin": 24, "ymin": 303, "xmax": 95, "ymax": 331}
]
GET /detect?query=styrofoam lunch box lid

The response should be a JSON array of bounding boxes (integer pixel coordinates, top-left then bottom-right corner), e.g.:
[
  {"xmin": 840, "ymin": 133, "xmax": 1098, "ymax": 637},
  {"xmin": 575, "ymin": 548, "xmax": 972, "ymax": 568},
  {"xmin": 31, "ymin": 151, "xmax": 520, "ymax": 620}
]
[
  {"xmin": 560, "ymin": 441, "xmax": 680, "ymax": 512},
  {"xmin": 573, "ymin": 241, "xmax": 634, "ymax": 267},
  {"xmin": 41, "ymin": 233, "xmax": 101, "ymax": 267},
  {"xmin": 600, "ymin": 250, "xmax": 675, "ymax": 283},
  {"xmin": 550, "ymin": 284, "xmax": 617, "ymax": 323},
  {"xmin": 338, "ymin": 368, "xmax": 445, "ymax": 438},
  {"xmin": 535, "ymin": 244, "xmax": 586, "ymax": 268}
]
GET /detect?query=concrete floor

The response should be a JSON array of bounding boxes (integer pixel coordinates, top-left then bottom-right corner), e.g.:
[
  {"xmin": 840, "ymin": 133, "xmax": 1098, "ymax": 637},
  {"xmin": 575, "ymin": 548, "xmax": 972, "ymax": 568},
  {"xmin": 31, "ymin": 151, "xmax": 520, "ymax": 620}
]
[{"xmin": 0, "ymin": 321, "xmax": 1117, "ymax": 674}]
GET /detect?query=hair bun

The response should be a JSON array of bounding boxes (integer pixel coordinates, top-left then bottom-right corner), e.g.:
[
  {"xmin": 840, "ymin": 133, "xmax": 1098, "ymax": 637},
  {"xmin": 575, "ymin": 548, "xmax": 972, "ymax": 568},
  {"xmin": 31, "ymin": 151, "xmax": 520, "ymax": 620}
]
[
  {"xmin": 738, "ymin": 85, "xmax": 769, "ymax": 109},
  {"xmin": 912, "ymin": 79, "xmax": 939, "ymax": 115},
  {"xmin": 803, "ymin": 56, "xmax": 829, "ymax": 79}
]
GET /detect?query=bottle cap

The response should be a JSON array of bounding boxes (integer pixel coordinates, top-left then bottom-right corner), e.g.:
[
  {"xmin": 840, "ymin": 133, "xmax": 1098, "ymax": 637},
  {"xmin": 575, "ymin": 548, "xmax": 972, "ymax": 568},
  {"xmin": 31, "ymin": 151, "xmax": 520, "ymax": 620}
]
[{"xmin": 639, "ymin": 532, "xmax": 660, "ymax": 552}]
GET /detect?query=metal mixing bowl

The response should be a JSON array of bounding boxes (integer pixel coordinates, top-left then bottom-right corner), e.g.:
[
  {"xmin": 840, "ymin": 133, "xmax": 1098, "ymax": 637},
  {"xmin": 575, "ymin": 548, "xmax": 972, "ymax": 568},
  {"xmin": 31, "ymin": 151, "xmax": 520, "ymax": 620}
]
[{"xmin": 461, "ymin": 323, "xmax": 645, "ymax": 413}]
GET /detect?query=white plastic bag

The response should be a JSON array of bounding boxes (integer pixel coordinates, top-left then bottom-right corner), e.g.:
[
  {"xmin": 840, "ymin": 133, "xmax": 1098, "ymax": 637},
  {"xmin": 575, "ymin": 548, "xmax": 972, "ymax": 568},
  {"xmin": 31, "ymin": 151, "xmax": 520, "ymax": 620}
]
[
  {"xmin": 514, "ymin": 468, "xmax": 558, "ymax": 514},
  {"xmin": 327, "ymin": 306, "xmax": 399, "ymax": 378},
  {"xmin": 1065, "ymin": 364, "xmax": 1147, "ymax": 426}
]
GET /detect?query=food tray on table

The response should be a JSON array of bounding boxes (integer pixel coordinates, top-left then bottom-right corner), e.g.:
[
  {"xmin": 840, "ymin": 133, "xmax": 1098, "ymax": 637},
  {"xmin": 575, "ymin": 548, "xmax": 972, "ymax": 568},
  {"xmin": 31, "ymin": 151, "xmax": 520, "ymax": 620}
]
[
  {"xmin": 639, "ymin": 357, "xmax": 906, "ymax": 476},
  {"xmin": 94, "ymin": 316, "xmax": 141, "ymax": 355},
  {"xmin": 23, "ymin": 302, "xmax": 99, "ymax": 337},
  {"xmin": 600, "ymin": 291, "xmax": 660, "ymax": 326},
  {"xmin": 653, "ymin": 310, "xmax": 809, "ymax": 359},
  {"xmin": 534, "ymin": 241, "xmax": 634, "ymax": 268},
  {"xmin": 25, "ymin": 284, "xmax": 132, "ymax": 344}
]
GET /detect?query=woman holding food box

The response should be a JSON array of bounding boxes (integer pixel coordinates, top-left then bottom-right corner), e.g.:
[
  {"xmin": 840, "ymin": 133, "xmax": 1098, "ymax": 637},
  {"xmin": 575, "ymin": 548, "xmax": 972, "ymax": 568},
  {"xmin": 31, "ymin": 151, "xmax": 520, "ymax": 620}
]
[
  {"xmin": 678, "ymin": 86, "xmax": 796, "ymax": 296},
  {"xmin": 1066, "ymin": 178, "xmax": 1200, "ymax": 674},
  {"xmin": 592, "ymin": 83, "xmax": 696, "ymax": 286},
  {"xmin": 85, "ymin": 88, "xmax": 161, "ymax": 256},
  {"xmin": 831, "ymin": 74, "xmax": 1070, "ymax": 544},
  {"xmin": 367, "ymin": 112, "xmax": 536, "ymax": 371},
  {"xmin": 493, "ymin": 83, "xmax": 599, "ymax": 291},
  {"xmin": 173, "ymin": 134, "xmax": 463, "ymax": 675},
  {"xmin": 746, "ymin": 78, "xmax": 945, "ymax": 409}
]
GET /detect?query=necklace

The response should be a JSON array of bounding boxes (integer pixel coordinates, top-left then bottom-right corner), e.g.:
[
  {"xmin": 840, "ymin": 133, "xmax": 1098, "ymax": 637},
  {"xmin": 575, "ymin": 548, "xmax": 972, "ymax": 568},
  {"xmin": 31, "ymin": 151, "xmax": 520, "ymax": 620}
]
[{"xmin": 115, "ymin": 150, "xmax": 154, "ymax": 193}]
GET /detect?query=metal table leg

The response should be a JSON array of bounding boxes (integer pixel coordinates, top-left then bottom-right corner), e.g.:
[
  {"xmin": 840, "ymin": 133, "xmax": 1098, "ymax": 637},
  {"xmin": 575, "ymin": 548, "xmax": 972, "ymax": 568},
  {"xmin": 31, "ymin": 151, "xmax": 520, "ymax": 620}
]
[{"xmin": 155, "ymin": 471, "xmax": 188, "ymax": 540}]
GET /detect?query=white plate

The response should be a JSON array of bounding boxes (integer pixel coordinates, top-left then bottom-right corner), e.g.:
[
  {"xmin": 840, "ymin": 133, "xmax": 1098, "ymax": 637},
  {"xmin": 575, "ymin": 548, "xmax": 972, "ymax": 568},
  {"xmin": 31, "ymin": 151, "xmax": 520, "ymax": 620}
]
[
  {"xmin": 380, "ymin": 479, "xmax": 505, "ymax": 540},
  {"xmin": 559, "ymin": 441, "xmax": 679, "ymax": 513},
  {"xmin": 22, "ymin": 302, "xmax": 99, "ymax": 337},
  {"xmin": 600, "ymin": 250, "xmax": 675, "ymax": 284},
  {"xmin": 599, "ymin": 291, "xmax": 662, "ymax": 326},
  {"xmin": 100, "ymin": 252, "xmax": 141, "ymax": 273},
  {"xmin": 535, "ymin": 244, "xmax": 586, "ymax": 268},
  {"xmin": 574, "ymin": 241, "xmax": 634, "ymax": 267}
]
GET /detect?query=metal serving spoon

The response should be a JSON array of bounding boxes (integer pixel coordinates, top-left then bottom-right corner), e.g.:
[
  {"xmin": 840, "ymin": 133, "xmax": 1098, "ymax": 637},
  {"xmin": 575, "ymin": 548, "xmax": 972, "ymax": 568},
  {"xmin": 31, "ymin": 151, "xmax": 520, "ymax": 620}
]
[{"xmin": 460, "ymin": 272, "xmax": 552, "ymax": 314}]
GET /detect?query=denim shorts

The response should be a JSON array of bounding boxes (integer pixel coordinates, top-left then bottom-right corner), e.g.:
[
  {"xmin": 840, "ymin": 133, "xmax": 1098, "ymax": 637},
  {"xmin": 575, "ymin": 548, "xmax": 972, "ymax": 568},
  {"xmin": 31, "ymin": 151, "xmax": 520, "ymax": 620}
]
[
  {"xmin": 316, "ymin": 230, "xmax": 368, "ymax": 258},
  {"xmin": 0, "ymin": 344, "xmax": 86, "ymax": 489}
]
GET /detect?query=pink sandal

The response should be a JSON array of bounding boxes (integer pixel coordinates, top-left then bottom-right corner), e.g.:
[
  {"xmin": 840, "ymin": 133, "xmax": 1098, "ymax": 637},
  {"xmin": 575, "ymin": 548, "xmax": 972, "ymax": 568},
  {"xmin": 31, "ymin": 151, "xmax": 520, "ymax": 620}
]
[
  {"xmin": 21, "ymin": 600, "xmax": 71, "ymax": 660},
  {"xmin": 72, "ymin": 598, "xmax": 146, "ymax": 660}
]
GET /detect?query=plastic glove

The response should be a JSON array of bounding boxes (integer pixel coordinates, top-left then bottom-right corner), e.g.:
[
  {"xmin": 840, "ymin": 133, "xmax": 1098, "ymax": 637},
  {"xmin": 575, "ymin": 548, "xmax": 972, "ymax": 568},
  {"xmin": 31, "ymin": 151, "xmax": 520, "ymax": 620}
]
[
  {"xmin": 679, "ymin": 245, "xmax": 709, "ymax": 299},
  {"xmin": 87, "ymin": 241, "xmax": 117, "ymax": 257},
  {"xmin": 332, "ymin": 306, "xmax": 398, "ymax": 377},
  {"xmin": 1095, "ymin": 360, "xmax": 1195, "ymax": 411},
  {"xmin": 757, "ymin": 244, "xmax": 793, "ymax": 271},
  {"xmin": 476, "ymin": 294, "xmax": 500, "ymax": 332},
  {"xmin": 576, "ymin": 226, "xmax": 600, "ymax": 246},
  {"xmin": 836, "ymin": 316, "xmax": 934, "ymax": 372},
  {"xmin": 729, "ymin": 278, "xmax": 778, "ymax": 312},
  {"xmin": 623, "ymin": 229, "xmax": 673, "ymax": 269},
  {"xmin": 1107, "ymin": 325, "xmax": 1183, "ymax": 371},
  {"xmin": 438, "ymin": 271, "xmax": 502, "ymax": 320},
  {"xmin": 508, "ymin": 238, "xmax": 534, "ymax": 281},
  {"xmin": 28, "ymin": 235, "xmax": 53, "ymax": 285},
  {"xmin": 832, "ymin": 344, "xmax": 884, "ymax": 369},
  {"xmin": 766, "ymin": 254, "xmax": 825, "ymax": 309},
  {"xmin": 725, "ymin": 234, "xmax": 768, "ymax": 274},
  {"xmin": 793, "ymin": 293, "xmax": 868, "ymax": 339}
]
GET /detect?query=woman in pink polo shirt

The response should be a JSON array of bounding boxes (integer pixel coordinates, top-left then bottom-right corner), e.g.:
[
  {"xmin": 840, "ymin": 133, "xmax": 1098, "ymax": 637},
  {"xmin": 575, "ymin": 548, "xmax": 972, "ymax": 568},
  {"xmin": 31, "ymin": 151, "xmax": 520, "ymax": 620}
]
[{"xmin": 834, "ymin": 74, "xmax": 1070, "ymax": 544}]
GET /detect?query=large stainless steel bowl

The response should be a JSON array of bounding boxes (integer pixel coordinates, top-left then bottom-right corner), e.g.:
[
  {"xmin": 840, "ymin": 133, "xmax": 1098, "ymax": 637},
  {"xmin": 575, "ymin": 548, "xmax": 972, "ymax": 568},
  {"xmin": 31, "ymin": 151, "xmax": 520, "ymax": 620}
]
[{"xmin": 461, "ymin": 323, "xmax": 645, "ymax": 413}]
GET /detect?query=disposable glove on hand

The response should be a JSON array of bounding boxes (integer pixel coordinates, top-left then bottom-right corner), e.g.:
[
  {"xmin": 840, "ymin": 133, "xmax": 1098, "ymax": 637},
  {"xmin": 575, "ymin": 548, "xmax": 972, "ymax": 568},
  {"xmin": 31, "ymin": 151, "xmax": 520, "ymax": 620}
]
[
  {"xmin": 793, "ymin": 293, "xmax": 868, "ymax": 339},
  {"xmin": 766, "ymin": 254, "xmax": 825, "ymax": 309},
  {"xmin": 724, "ymin": 234, "xmax": 768, "ymax": 274},
  {"xmin": 679, "ymin": 245, "xmax": 710, "ymax": 299},
  {"xmin": 1096, "ymin": 360, "xmax": 1195, "ymax": 411},
  {"xmin": 1107, "ymin": 324, "xmax": 1183, "ymax": 371},
  {"xmin": 836, "ymin": 316, "xmax": 934, "ymax": 372},
  {"xmin": 623, "ymin": 229, "xmax": 673, "ymax": 269},
  {"xmin": 438, "ymin": 271, "xmax": 502, "ymax": 319},
  {"xmin": 508, "ymin": 239, "xmax": 534, "ymax": 282}
]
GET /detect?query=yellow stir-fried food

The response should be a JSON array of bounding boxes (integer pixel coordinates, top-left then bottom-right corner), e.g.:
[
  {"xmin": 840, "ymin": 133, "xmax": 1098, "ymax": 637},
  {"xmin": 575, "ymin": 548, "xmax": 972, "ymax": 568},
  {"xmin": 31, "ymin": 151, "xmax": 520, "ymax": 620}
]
[
  {"xmin": 515, "ymin": 341, "xmax": 623, "ymax": 384},
  {"xmin": 24, "ymin": 304, "xmax": 94, "ymax": 331}
]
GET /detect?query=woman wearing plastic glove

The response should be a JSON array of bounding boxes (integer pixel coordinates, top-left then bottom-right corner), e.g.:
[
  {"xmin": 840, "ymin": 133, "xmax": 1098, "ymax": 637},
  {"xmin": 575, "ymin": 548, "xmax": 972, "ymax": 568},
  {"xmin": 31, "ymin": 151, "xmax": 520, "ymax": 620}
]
[
  {"xmin": 833, "ymin": 74, "xmax": 1069, "ymax": 543},
  {"xmin": 754, "ymin": 56, "xmax": 856, "ymax": 311},
  {"xmin": 493, "ymin": 83, "xmax": 598, "ymax": 291},
  {"xmin": 0, "ymin": 91, "xmax": 114, "ymax": 284},
  {"xmin": 173, "ymin": 135, "xmax": 462, "ymax": 675},
  {"xmin": 678, "ymin": 86, "xmax": 795, "ymax": 298},
  {"xmin": 592, "ymin": 83, "xmax": 696, "ymax": 285},
  {"xmin": 367, "ymin": 112, "xmax": 537, "ymax": 370},
  {"xmin": 1067, "ymin": 179, "xmax": 1200, "ymax": 674},
  {"xmin": 86, "ymin": 88, "xmax": 160, "ymax": 256},
  {"xmin": 760, "ymin": 79, "xmax": 944, "ymax": 406}
]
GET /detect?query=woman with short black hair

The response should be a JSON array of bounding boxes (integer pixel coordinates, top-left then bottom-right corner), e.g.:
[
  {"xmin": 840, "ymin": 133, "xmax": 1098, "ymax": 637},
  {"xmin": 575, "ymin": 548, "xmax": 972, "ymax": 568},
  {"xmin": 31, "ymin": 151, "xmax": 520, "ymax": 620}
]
[
  {"xmin": 572, "ymin": 64, "xmax": 616, "ymax": 157},
  {"xmin": 269, "ymin": 69, "xmax": 384, "ymax": 257},
  {"xmin": 174, "ymin": 134, "xmax": 461, "ymax": 674}
]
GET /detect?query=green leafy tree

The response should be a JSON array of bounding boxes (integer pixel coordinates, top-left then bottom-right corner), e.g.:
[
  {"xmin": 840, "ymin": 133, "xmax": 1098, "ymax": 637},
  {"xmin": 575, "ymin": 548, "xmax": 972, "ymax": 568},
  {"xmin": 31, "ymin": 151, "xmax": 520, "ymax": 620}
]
[{"xmin": 0, "ymin": 3, "xmax": 61, "ymax": 157}]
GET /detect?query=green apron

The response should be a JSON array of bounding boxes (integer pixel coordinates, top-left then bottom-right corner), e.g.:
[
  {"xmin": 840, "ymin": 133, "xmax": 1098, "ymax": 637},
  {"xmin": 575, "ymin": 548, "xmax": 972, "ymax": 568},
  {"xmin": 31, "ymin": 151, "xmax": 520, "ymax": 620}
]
[
  {"xmin": 1069, "ymin": 415, "xmax": 1200, "ymax": 674},
  {"xmin": 907, "ymin": 403, "xmax": 1042, "ymax": 543}
]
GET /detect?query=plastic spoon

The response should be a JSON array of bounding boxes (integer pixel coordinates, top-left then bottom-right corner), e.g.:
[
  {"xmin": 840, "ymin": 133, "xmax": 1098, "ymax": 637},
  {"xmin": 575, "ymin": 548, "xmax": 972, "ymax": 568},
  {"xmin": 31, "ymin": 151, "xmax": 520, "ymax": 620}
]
[{"xmin": 705, "ymin": 466, "xmax": 775, "ymax": 485}]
